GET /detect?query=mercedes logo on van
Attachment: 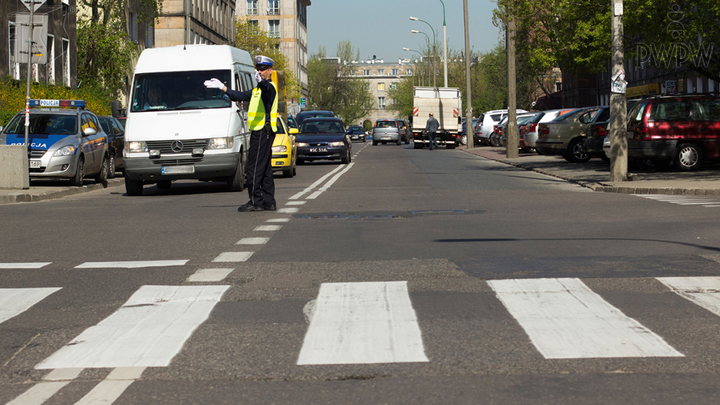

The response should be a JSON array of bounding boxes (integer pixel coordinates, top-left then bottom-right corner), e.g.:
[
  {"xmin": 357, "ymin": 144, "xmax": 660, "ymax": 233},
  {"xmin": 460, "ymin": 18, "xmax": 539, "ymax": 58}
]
[{"xmin": 171, "ymin": 140, "xmax": 183, "ymax": 153}]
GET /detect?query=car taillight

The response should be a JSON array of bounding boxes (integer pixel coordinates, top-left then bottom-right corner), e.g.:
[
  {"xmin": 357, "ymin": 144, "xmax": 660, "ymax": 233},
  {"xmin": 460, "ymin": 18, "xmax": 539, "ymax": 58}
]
[
  {"xmin": 595, "ymin": 126, "xmax": 607, "ymax": 137},
  {"xmin": 539, "ymin": 126, "xmax": 549, "ymax": 135},
  {"xmin": 528, "ymin": 123, "xmax": 537, "ymax": 132}
]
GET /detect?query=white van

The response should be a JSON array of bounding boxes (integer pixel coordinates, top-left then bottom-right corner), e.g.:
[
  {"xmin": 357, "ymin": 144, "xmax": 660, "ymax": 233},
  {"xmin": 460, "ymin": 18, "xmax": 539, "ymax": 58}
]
[{"xmin": 123, "ymin": 45, "xmax": 256, "ymax": 196}]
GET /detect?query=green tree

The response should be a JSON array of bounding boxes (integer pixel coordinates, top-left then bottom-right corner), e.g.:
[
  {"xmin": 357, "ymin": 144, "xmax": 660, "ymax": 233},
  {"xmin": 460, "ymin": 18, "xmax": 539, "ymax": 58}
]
[
  {"xmin": 234, "ymin": 17, "xmax": 299, "ymax": 100},
  {"xmin": 77, "ymin": 0, "xmax": 162, "ymax": 99}
]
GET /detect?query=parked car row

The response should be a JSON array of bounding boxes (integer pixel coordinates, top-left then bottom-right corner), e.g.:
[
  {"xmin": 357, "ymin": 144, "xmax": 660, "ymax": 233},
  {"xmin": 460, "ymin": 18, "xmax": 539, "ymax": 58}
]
[{"xmin": 478, "ymin": 94, "xmax": 720, "ymax": 171}]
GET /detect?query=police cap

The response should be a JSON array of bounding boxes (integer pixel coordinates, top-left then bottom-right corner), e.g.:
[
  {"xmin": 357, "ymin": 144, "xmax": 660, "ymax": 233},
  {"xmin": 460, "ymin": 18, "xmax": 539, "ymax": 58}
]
[{"xmin": 254, "ymin": 55, "xmax": 275, "ymax": 68}]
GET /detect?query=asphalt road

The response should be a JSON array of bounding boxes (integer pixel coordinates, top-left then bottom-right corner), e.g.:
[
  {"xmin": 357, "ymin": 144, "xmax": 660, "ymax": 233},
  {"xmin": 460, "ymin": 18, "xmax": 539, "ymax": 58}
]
[{"xmin": 1, "ymin": 142, "xmax": 720, "ymax": 404}]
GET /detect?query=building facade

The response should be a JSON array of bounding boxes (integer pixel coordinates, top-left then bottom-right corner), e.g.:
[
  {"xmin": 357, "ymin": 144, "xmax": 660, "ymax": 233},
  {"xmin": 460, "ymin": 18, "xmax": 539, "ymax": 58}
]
[
  {"xmin": 2, "ymin": 0, "xmax": 77, "ymax": 88},
  {"xmin": 346, "ymin": 58, "xmax": 415, "ymax": 124},
  {"xmin": 235, "ymin": 0, "xmax": 310, "ymax": 115},
  {"xmin": 156, "ymin": 0, "xmax": 236, "ymax": 47}
]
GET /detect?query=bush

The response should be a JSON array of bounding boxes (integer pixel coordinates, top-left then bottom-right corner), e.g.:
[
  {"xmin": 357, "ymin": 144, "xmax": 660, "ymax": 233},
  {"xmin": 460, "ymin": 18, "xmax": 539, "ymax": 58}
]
[{"xmin": 0, "ymin": 76, "xmax": 113, "ymax": 126}]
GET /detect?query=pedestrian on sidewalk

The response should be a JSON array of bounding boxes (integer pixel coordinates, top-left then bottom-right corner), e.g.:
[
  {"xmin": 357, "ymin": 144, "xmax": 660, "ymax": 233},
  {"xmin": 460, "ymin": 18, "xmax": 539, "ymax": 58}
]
[
  {"xmin": 204, "ymin": 55, "xmax": 279, "ymax": 212},
  {"xmin": 425, "ymin": 112, "xmax": 439, "ymax": 150}
]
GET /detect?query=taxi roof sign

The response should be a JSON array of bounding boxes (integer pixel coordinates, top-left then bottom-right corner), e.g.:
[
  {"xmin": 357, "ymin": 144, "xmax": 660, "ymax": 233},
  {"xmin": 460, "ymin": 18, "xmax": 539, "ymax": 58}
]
[{"xmin": 29, "ymin": 99, "xmax": 86, "ymax": 108}]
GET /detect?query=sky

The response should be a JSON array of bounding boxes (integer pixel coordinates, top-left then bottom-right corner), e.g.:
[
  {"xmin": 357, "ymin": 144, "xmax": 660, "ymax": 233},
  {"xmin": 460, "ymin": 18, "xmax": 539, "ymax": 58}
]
[{"xmin": 306, "ymin": 0, "xmax": 502, "ymax": 62}]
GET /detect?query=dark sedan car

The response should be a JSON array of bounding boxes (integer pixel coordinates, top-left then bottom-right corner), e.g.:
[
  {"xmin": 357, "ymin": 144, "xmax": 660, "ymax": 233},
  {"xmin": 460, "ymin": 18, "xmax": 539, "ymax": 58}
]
[
  {"xmin": 346, "ymin": 125, "xmax": 366, "ymax": 142},
  {"xmin": 296, "ymin": 117, "xmax": 352, "ymax": 164},
  {"xmin": 98, "ymin": 116, "xmax": 125, "ymax": 178}
]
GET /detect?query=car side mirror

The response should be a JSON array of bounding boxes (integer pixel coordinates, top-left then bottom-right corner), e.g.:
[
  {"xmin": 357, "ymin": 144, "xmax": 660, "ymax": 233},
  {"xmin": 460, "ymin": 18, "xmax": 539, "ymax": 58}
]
[
  {"xmin": 83, "ymin": 127, "xmax": 97, "ymax": 136},
  {"xmin": 289, "ymin": 128, "xmax": 299, "ymax": 134}
]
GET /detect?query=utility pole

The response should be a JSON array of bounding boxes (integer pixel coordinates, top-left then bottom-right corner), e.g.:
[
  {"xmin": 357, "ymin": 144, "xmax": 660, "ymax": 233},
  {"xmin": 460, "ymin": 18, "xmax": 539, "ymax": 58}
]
[
  {"xmin": 506, "ymin": 5, "xmax": 518, "ymax": 158},
  {"xmin": 439, "ymin": 0, "xmax": 448, "ymax": 88},
  {"xmin": 609, "ymin": 0, "xmax": 628, "ymax": 181},
  {"xmin": 463, "ymin": 0, "xmax": 473, "ymax": 148},
  {"xmin": 24, "ymin": 0, "xmax": 36, "ymax": 158}
]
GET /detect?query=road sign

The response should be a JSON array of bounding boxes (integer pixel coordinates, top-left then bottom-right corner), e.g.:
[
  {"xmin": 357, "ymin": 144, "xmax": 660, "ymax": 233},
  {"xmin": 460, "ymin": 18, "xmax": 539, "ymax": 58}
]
[
  {"xmin": 21, "ymin": 0, "xmax": 47, "ymax": 12},
  {"xmin": 300, "ymin": 98, "xmax": 306, "ymax": 108},
  {"xmin": 14, "ymin": 13, "xmax": 47, "ymax": 65}
]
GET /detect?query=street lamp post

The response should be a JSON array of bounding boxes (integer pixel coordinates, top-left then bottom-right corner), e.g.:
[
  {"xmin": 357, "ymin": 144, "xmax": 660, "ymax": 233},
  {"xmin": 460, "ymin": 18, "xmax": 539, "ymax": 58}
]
[
  {"xmin": 411, "ymin": 30, "xmax": 433, "ymax": 87},
  {"xmin": 403, "ymin": 47, "xmax": 427, "ymax": 86},
  {"xmin": 410, "ymin": 17, "xmax": 437, "ymax": 88},
  {"xmin": 438, "ymin": 0, "xmax": 448, "ymax": 87}
]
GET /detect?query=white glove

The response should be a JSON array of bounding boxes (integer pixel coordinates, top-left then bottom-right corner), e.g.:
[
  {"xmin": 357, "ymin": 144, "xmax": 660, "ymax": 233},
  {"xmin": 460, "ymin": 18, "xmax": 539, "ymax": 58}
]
[
  {"xmin": 204, "ymin": 78, "xmax": 224, "ymax": 90},
  {"xmin": 254, "ymin": 70, "xmax": 262, "ymax": 83}
]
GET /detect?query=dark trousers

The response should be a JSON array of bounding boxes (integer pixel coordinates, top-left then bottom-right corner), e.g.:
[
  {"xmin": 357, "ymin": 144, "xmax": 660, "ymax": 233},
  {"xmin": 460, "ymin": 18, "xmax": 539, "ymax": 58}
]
[
  {"xmin": 428, "ymin": 131, "xmax": 437, "ymax": 149},
  {"xmin": 245, "ymin": 129, "xmax": 276, "ymax": 207}
]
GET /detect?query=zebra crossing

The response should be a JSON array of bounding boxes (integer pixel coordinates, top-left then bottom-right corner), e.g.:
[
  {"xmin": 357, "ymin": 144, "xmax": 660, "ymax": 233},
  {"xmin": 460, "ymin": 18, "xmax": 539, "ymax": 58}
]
[{"xmin": 633, "ymin": 194, "xmax": 720, "ymax": 207}]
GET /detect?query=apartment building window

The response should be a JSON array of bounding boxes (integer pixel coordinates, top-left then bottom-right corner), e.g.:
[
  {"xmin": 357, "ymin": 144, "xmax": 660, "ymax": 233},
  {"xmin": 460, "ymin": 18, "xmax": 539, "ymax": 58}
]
[
  {"xmin": 247, "ymin": 0, "xmax": 258, "ymax": 15},
  {"xmin": 46, "ymin": 34, "xmax": 55, "ymax": 85},
  {"xmin": 377, "ymin": 69, "xmax": 384, "ymax": 75},
  {"xmin": 9, "ymin": 22, "xmax": 20, "ymax": 80},
  {"xmin": 145, "ymin": 21, "xmax": 154, "ymax": 48},
  {"xmin": 378, "ymin": 82, "xmax": 385, "ymax": 91},
  {"xmin": 390, "ymin": 82, "xmax": 397, "ymax": 90},
  {"xmin": 378, "ymin": 97, "xmax": 386, "ymax": 109},
  {"xmin": 62, "ymin": 38, "xmax": 70, "ymax": 87},
  {"xmin": 268, "ymin": 20, "xmax": 280, "ymax": 38},
  {"xmin": 406, "ymin": 68, "xmax": 413, "ymax": 75},
  {"xmin": 392, "ymin": 69, "xmax": 399, "ymax": 75},
  {"xmin": 363, "ymin": 69, "xmax": 370, "ymax": 76},
  {"xmin": 268, "ymin": 0, "xmax": 279, "ymax": 15}
]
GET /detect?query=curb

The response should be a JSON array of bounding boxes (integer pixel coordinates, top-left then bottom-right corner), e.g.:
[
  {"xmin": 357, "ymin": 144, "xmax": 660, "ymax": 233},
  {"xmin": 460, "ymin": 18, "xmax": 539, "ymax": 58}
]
[{"xmin": 0, "ymin": 178, "xmax": 125, "ymax": 204}]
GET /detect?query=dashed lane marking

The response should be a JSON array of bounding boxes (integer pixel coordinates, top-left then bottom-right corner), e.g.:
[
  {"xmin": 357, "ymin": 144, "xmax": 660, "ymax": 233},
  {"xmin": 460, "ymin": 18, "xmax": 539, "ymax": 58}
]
[
  {"xmin": 75, "ymin": 260, "xmax": 188, "ymax": 269},
  {"xmin": 186, "ymin": 268, "xmax": 234, "ymax": 282},
  {"xmin": 0, "ymin": 262, "xmax": 52, "ymax": 269},
  {"xmin": 657, "ymin": 277, "xmax": 720, "ymax": 317},
  {"xmin": 0, "ymin": 288, "xmax": 62, "ymax": 325},
  {"xmin": 236, "ymin": 237, "xmax": 270, "ymax": 245},
  {"xmin": 266, "ymin": 218, "xmax": 290, "ymax": 223},
  {"xmin": 212, "ymin": 252, "xmax": 253, "ymax": 262},
  {"xmin": 254, "ymin": 225, "xmax": 282, "ymax": 231}
]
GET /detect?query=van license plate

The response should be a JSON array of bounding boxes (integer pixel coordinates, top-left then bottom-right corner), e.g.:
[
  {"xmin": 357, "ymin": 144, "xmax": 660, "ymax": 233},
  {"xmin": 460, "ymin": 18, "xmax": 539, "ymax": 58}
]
[
  {"xmin": 309, "ymin": 147, "xmax": 328, "ymax": 153},
  {"xmin": 162, "ymin": 165, "xmax": 195, "ymax": 174},
  {"xmin": 30, "ymin": 160, "xmax": 41, "ymax": 168}
]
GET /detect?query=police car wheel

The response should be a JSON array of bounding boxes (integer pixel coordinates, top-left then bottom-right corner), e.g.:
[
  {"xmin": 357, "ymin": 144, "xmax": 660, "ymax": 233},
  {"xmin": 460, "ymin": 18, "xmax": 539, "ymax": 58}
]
[
  {"xmin": 69, "ymin": 157, "xmax": 85, "ymax": 187},
  {"xmin": 94, "ymin": 156, "xmax": 109, "ymax": 187}
]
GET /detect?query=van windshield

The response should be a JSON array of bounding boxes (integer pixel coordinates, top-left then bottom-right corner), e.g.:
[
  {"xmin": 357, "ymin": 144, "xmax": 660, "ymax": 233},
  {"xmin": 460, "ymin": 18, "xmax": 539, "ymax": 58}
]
[{"xmin": 130, "ymin": 70, "xmax": 232, "ymax": 112}]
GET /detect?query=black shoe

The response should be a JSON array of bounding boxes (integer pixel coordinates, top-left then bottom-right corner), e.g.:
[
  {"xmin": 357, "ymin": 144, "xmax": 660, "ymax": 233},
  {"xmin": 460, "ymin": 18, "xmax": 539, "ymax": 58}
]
[
  {"xmin": 238, "ymin": 203, "xmax": 264, "ymax": 212},
  {"xmin": 263, "ymin": 204, "xmax": 277, "ymax": 211}
]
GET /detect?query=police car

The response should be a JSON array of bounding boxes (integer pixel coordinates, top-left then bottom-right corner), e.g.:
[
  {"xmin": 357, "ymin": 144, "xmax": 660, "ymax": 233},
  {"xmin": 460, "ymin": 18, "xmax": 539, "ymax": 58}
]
[{"xmin": 0, "ymin": 99, "xmax": 109, "ymax": 186}]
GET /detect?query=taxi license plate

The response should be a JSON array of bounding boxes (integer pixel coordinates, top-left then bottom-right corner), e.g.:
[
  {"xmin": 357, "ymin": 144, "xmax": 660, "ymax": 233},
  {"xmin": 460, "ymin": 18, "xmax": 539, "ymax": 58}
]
[
  {"xmin": 30, "ymin": 160, "xmax": 41, "ymax": 168},
  {"xmin": 161, "ymin": 165, "xmax": 195, "ymax": 174},
  {"xmin": 309, "ymin": 147, "xmax": 328, "ymax": 153}
]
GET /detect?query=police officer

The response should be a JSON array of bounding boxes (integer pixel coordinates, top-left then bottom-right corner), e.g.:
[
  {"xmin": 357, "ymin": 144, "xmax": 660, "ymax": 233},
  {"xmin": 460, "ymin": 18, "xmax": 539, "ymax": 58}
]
[{"xmin": 204, "ymin": 56, "xmax": 278, "ymax": 212}]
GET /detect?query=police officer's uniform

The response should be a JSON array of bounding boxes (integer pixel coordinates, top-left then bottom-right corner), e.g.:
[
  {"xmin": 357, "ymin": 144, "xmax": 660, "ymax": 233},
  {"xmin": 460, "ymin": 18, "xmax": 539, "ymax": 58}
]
[{"xmin": 219, "ymin": 56, "xmax": 278, "ymax": 212}]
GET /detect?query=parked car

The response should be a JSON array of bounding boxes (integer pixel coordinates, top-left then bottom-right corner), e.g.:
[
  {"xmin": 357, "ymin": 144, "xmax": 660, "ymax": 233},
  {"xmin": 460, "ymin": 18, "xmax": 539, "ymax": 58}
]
[
  {"xmin": 372, "ymin": 119, "xmax": 402, "ymax": 145},
  {"xmin": 346, "ymin": 125, "xmax": 366, "ymax": 142},
  {"xmin": 536, "ymin": 107, "xmax": 600, "ymax": 162},
  {"xmin": 522, "ymin": 109, "xmax": 575, "ymax": 151},
  {"xmin": 271, "ymin": 116, "xmax": 297, "ymax": 178},
  {"xmin": 500, "ymin": 113, "xmax": 540, "ymax": 148},
  {"xmin": 295, "ymin": 110, "xmax": 335, "ymax": 127},
  {"xmin": 395, "ymin": 119, "xmax": 412, "ymax": 144},
  {"xmin": 462, "ymin": 117, "xmax": 478, "ymax": 145},
  {"xmin": 622, "ymin": 95, "xmax": 720, "ymax": 170},
  {"xmin": 1, "ymin": 99, "xmax": 109, "ymax": 186},
  {"xmin": 582, "ymin": 107, "xmax": 611, "ymax": 162},
  {"xmin": 296, "ymin": 117, "xmax": 352, "ymax": 164},
  {"xmin": 475, "ymin": 109, "xmax": 528, "ymax": 145},
  {"xmin": 98, "ymin": 116, "xmax": 125, "ymax": 178}
]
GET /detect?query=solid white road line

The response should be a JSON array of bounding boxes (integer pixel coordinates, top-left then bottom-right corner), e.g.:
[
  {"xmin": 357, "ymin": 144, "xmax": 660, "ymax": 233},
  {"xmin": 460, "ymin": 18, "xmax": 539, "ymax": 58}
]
[
  {"xmin": 289, "ymin": 165, "xmax": 345, "ymax": 200},
  {"xmin": 212, "ymin": 252, "xmax": 253, "ymax": 262},
  {"xmin": 73, "ymin": 367, "xmax": 146, "ymax": 405},
  {"xmin": 75, "ymin": 260, "xmax": 188, "ymax": 269},
  {"xmin": 285, "ymin": 201, "xmax": 306, "ymax": 206},
  {"xmin": 36, "ymin": 285, "xmax": 229, "ymax": 369},
  {"xmin": 5, "ymin": 382, "xmax": 70, "ymax": 405},
  {"xmin": 657, "ymin": 277, "xmax": 720, "ymax": 317},
  {"xmin": 307, "ymin": 162, "xmax": 355, "ymax": 200},
  {"xmin": 266, "ymin": 218, "xmax": 290, "ymax": 223},
  {"xmin": 487, "ymin": 278, "xmax": 684, "ymax": 359},
  {"xmin": 0, "ymin": 262, "xmax": 51, "ymax": 269},
  {"xmin": 186, "ymin": 268, "xmax": 234, "ymax": 282},
  {"xmin": 254, "ymin": 225, "xmax": 282, "ymax": 231},
  {"xmin": 0, "ymin": 288, "xmax": 61, "ymax": 324},
  {"xmin": 297, "ymin": 281, "xmax": 429, "ymax": 365},
  {"xmin": 236, "ymin": 237, "xmax": 270, "ymax": 245}
]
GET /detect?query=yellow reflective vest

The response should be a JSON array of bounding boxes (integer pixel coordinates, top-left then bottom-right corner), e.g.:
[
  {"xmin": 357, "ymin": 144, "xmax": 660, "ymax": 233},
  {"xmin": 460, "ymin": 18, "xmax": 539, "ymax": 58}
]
[{"xmin": 247, "ymin": 82, "xmax": 278, "ymax": 132}]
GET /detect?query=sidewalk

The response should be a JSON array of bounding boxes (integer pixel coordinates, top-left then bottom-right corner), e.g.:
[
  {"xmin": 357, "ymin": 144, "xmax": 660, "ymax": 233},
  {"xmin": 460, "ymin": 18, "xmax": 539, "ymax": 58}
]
[
  {"xmin": 461, "ymin": 146, "xmax": 720, "ymax": 195},
  {"xmin": 0, "ymin": 178, "xmax": 125, "ymax": 204}
]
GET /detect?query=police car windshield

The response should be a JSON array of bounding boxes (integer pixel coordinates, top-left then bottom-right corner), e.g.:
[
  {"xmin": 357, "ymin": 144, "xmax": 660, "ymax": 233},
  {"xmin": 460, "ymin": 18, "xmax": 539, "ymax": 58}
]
[
  {"xmin": 131, "ymin": 70, "xmax": 232, "ymax": 112},
  {"xmin": 3, "ymin": 114, "xmax": 77, "ymax": 135}
]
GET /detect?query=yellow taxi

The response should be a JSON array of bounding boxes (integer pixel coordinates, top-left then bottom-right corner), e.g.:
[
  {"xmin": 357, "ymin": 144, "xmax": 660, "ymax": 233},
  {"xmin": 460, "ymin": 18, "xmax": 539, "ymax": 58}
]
[{"xmin": 272, "ymin": 116, "xmax": 297, "ymax": 178}]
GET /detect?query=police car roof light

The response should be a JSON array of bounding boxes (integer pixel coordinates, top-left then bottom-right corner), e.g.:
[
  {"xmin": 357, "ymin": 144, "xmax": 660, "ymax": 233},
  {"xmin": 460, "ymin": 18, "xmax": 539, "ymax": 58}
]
[{"xmin": 28, "ymin": 99, "xmax": 86, "ymax": 108}]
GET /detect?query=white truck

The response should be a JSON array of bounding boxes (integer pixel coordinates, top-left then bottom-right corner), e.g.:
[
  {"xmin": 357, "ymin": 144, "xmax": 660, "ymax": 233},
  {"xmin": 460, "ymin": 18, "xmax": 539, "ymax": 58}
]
[{"xmin": 411, "ymin": 86, "xmax": 462, "ymax": 149}]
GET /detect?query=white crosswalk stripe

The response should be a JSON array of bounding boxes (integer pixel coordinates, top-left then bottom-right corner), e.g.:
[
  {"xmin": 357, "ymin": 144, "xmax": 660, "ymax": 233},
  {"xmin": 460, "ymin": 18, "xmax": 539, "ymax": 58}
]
[
  {"xmin": 0, "ymin": 288, "xmax": 61, "ymax": 325},
  {"xmin": 657, "ymin": 277, "xmax": 720, "ymax": 317},
  {"xmin": 633, "ymin": 194, "xmax": 720, "ymax": 207}
]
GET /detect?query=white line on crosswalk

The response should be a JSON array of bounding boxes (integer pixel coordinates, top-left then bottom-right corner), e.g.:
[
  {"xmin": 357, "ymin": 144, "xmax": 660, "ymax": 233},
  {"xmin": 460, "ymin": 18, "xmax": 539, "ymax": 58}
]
[
  {"xmin": 289, "ymin": 165, "xmax": 345, "ymax": 200},
  {"xmin": 186, "ymin": 268, "xmax": 234, "ymax": 282},
  {"xmin": 657, "ymin": 277, "xmax": 720, "ymax": 317},
  {"xmin": 75, "ymin": 260, "xmax": 188, "ymax": 269},
  {"xmin": 266, "ymin": 218, "xmax": 290, "ymax": 223},
  {"xmin": 5, "ymin": 381, "xmax": 69, "ymax": 405},
  {"xmin": 307, "ymin": 163, "xmax": 355, "ymax": 200},
  {"xmin": 0, "ymin": 262, "xmax": 52, "ymax": 269},
  {"xmin": 254, "ymin": 225, "xmax": 282, "ymax": 231},
  {"xmin": 74, "ymin": 367, "xmax": 146, "ymax": 405},
  {"xmin": 0, "ymin": 288, "xmax": 61, "ymax": 325},
  {"xmin": 236, "ymin": 237, "xmax": 270, "ymax": 245},
  {"xmin": 277, "ymin": 207, "xmax": 298, "ymax": 213},
  {"xmin": 36, "ymin": 285, "xmax": 229, "ymax": 369},
  {"xmin": 285, "ymin": 201, "xmax": 306, "ymax": 206},
  {"xmin": 297, "ymin": 281, "xmax": 429, "ymax": 365},
  {"xmin": 212, "ymin": 252, "xmax": 253, "ymax": 262},
  {"xmin": 487, "ymin": 278, "xmax": 684, "ymax": 359}
]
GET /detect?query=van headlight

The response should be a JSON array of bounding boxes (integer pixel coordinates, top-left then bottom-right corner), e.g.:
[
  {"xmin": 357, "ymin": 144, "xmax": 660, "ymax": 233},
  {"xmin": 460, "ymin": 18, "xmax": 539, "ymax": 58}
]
[
  {"xmin": 272, "ymin": 145, "xmax": 287, "ymax": 153},
  {"xmin": 127, "ymin": 141, "xmax": 148, "ymax": 153},
  {"xmin": 208, "ymin": 136, "xmax": 234, "ymax": 149},
  {"xmin": 53, "ymin": 145, "xmax": 76, "ymax": 156}
]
